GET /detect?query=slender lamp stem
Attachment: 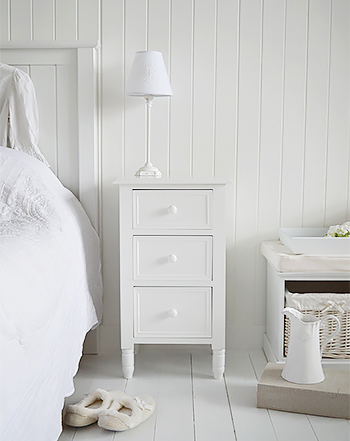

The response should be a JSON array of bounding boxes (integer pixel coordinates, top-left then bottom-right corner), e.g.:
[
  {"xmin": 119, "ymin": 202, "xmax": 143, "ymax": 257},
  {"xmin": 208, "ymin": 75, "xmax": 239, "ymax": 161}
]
[{"xmin": 145, "ymin": 96, "xmax": 153, "ymax": 165}]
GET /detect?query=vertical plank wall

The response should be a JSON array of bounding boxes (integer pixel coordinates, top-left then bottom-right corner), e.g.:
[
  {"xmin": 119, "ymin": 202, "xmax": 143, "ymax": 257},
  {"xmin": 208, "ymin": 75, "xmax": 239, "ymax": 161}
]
[{"xmin": 1, "ymin": 0, "xmax": 349, "ymax": 345}]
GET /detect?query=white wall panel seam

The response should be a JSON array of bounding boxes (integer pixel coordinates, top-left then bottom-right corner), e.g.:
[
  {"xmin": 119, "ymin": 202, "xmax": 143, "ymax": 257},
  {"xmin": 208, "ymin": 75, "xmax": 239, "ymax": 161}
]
[
  {"xmin": 54, "ymin": 64, "xmax": 59, "ymax": 175},
  {"xmin": 0, "ymin": 0, "xmax": 9, "ymax": 41},
  {"xmin": 77, "ymin": 0, "xmax": 80, "ymax": 40},
  {"xmin": 52, "ymin": 0, "xmax": 56, "ymax": 40},
  {"xmin": 30, "ymin": 0, "xmax": 33, "ymax": 40},
  {"xmin": 31, "ymin": 1, "xmax": 38, "ymax": 40},
  {"xmin": 278, "ymin": 0, "xmax": 288, "ymax": 227},
  {"xmin": 146, "ymin": 0, "xmax": 149, "ymax": 49},
  {"xmin": 301, "ymin": 0, "xmax": 310, "ymax": 227},
  {"xmin": 348, "ymin": 71, "xmax": 350, "ymax": 220},
  {"xmin": 254, "ymin": 0, "xmax": 264, "ymax": 325},
  {"xmin": 8, "ymin": 0, "xmax": 13, "ymax": 40},
  {"xmin": 122, "ymin": 0, "xmax": 126, "ymax": 177},
  {"xmin": 167, "ymin": 0, "xmax": 172, "ymax": 177},
  {"xmin": 348, "ymin": 4, "xmax": 350, "ymax": 222},
  {"xmin": 212, "ymin": 0, "xmax": 218, "ymax": 179},
  {"xmin": 53, "ymin": 0, "xmax": 56, "ymax": 40},
  {"xmin": 190, "ymin": 0, "xmax": 195, "ymax": 178},
  {"xmin": 323, "ymin": 0, "xmax": 333, "ymax": 226},
  {"xmin": 233, "ymin": 0, "xmax": 241, "ymax": 245},
  {"xmin": 347, "ymin": 108, "xmax": 350, "ymax": 219},
  {"xmin": 76, "ymin": 0, "xmax": 79, "ymax": 40},
  {"xmin": 7, "ymin": 0, "xmax": 11, "ymax": 40},
  {"xmin": 344, "ymin": 2, "xmax": 350, "ymax": 222},
  {"xmin": 97, "ymin": 2, "xmax": 102, "ymax": 240},
  {"xmin": 345, "ymin": 1, "xmax": 350, "ymax": 222}
]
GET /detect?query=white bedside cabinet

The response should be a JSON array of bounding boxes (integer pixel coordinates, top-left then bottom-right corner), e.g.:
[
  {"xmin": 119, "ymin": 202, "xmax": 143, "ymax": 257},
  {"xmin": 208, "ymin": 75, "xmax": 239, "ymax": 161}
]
[{"xmin": 114, "ymin": 179, "xmax": 228, "ymax": 379}]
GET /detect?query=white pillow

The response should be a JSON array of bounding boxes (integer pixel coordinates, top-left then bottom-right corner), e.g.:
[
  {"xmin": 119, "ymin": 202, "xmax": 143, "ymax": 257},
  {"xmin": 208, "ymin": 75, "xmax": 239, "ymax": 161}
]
[{"xmin": 0, "ymin": 63, "xmax": 49, "ymax": 166}]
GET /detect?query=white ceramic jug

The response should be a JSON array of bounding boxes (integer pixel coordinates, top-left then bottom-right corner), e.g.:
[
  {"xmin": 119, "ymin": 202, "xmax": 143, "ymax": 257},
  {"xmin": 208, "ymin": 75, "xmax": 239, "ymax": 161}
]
[{"xmin": 282, "ymin": 307, "xmax": 341, "ymax": 384}]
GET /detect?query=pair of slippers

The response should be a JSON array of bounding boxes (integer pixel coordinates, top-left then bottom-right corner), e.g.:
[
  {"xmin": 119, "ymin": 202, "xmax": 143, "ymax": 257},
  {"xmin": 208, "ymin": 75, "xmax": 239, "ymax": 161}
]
[{"xmin": 64, "ymin": 389, "xmax": 155, "ymax": 432}]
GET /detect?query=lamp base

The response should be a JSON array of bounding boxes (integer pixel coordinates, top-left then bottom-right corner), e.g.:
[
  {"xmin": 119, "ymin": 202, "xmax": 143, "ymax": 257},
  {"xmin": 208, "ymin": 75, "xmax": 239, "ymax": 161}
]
[{"xmin": 135, "ymin": 162, "xmax": 162, "ymax": 178}]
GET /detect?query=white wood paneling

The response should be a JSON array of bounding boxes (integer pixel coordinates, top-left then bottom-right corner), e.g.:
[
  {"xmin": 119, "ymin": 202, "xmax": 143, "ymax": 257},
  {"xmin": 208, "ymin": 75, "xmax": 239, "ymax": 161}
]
[
  {"xmin": 255, "ymin": 0, "xmax": 285, "ymax": 325},
  {"xmin": 78, "ymin": 0, "xmax": 99, "ymax": 41},
  {"xmin": 214, "ymin": 0, "xmax": 238, "ymax": 180},
  {"xmin": 77, "ymin": 47, "xmax": 100, "ymax": 228},
  {"xmin": 124, "ymin": 0, "xmax": 147, "ymax": 177},
  {"xmin": 10, "ymin": 0, "xmax": 32, "ymax": 40},
  {"xmin": 56, "ymin": 0, "xmax": 78, "ymax": 41},
  {"xmin": 0, "ymin": 51, "xmax": 79, "ymax": 193},
  {"xmin": 280, "ymin": 0, "xmax": 309, "ymax": 228},
  {"xmin": 0, "ymin": 0, "xmax": 100, "ymax": 42},
  {"xmin": 0, "ymin": 46, "xmax": 98, "ymax": 225},
  {"xmin": 0, "ymin": 1, "xmax": 9, "ymax": 42},
  {"xmin": 30, "ymin": 65, "xmax": 58, "ymax": 172},
  {"xmin": 1, "ymin": 0, "xmax": 349, "ymax": 337},
  {"xmin": 302, "ymin": 0, "xmax": 330, "ymax": 227},
  {"xmin": 112, "ymin": 0, "xmax": 349, "ymax": 331},
  {"xmin": 57, "ymin": 63, "xmax": 79, "ymax": 195},
  {"xmin": 192, "ymin": 0, "xmax": 217, "ymax": 178},
  {"xmin": 33, "ymin": 0, "xmax": 54, "ymax": 40},
  {"xmin": 169, "ymin": 0, "xmax": 193, "ymax": 178},
  {"xmin": 148, "ymin": 0, "xmax": 171, "ymax": 177},
  {"xmin": 233, "ymin": 0, "xmax": 263, "ymax": 325},
  {"xmin": 324, "ymin": 0, "xmax": 350, "ymax": 226},
  {"xmin": 100, "ymin": 0, "xmax": 124, "ymax": 326},
  {"xmin": 12, "ymin": 64, "xmax": 29, "ymax": 75}
]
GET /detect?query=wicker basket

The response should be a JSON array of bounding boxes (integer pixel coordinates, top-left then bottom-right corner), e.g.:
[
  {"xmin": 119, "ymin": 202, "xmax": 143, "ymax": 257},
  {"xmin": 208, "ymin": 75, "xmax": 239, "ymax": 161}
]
[{"xmin": 284, "ymin": 291, "xmax": 350, "ymax": 359}]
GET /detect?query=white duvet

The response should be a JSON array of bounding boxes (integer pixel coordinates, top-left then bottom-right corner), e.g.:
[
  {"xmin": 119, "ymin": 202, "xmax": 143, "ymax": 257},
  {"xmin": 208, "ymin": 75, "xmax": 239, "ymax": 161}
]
[{"xmin": 0, "ymin": 147, "xmax": 102, "ymax": 441}]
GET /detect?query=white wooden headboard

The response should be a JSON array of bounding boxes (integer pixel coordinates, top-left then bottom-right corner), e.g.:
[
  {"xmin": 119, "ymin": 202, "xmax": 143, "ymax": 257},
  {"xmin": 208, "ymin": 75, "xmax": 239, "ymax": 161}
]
[{"xmin": 0, "ymin": 42, "xmax": 100, "ymax": 234}]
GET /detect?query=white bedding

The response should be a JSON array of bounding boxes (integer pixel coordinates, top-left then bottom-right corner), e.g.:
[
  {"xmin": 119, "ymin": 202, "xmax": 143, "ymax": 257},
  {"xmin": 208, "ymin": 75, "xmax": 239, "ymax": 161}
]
[{"xmin": 0, "ymin": 147, "xmax": 102, "ymax": 441}]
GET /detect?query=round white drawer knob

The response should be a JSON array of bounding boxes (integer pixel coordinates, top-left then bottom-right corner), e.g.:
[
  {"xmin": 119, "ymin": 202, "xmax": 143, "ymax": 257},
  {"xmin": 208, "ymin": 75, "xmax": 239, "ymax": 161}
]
[
  {"xmin": 168, "ymin": 254, "xmax": 177, "ymax": 263},
  {"xmin": 168, "ymin": 205, "xmax": 177, "ymax": 214},
  {"xmin": 169, "ymin": 309, "xmax": 178, "ymax": 318}
]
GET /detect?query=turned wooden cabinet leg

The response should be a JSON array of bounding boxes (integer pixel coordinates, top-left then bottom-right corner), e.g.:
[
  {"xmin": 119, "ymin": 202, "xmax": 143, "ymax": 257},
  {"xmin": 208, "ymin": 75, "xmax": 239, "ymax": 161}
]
[
  {"xmin": 122, "ymin": 348, "xmax": 134, "ymax": 379},
  {"xmin": 212, "ymin": 348, "xmax": 225, "ymax": 380}
]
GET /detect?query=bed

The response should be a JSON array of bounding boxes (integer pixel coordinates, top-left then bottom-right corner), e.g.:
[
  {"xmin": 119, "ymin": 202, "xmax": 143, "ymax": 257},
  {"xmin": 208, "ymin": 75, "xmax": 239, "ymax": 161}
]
[{"xmin": 0, "ymin": 43, "xmax": 102, "ymax": 441}]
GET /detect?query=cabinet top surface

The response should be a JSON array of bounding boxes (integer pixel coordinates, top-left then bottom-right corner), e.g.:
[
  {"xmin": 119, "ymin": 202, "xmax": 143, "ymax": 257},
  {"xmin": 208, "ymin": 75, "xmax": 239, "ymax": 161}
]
[{"xmin": 113, "ymin": 177, "xmax": 232, "ymax": 186}]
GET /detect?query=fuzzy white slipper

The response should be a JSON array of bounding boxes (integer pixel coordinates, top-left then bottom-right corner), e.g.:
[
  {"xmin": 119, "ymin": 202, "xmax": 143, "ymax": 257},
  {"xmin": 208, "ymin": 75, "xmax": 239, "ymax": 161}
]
[
  {"xmin": 98, "ymin": 394, "xmax": 155, "ymax": 431},
  {"xmin": 64, "ymin": 389, "xmax": 125, "ymax": 427}
]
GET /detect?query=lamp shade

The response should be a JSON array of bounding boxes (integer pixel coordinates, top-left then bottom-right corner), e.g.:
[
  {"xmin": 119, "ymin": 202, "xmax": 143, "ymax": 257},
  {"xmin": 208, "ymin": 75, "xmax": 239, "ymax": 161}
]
[{"xmin": 126, "ymin": 51, "xmax": 173, "ymax": 97}]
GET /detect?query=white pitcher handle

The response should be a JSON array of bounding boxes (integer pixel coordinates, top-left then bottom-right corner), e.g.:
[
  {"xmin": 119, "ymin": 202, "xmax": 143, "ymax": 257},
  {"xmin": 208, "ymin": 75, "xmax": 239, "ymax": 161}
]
[{"xmin": 320, "ymin": 315, "xmax": 341, "ymax": 353}]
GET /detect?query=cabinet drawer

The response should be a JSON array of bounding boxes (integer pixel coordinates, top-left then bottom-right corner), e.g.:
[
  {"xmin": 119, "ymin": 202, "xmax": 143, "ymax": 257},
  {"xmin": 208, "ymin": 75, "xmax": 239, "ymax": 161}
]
[
  {"xmin": 133, "ymin": 236, "xmax": 213, "ymax": 281},
  {"xmin": 134, "ymin": 287, "xmax": 212, "ymax": 338},
  {"xmin": 133, "ymin": 190, "xmax": 212, "ymax": 230}
]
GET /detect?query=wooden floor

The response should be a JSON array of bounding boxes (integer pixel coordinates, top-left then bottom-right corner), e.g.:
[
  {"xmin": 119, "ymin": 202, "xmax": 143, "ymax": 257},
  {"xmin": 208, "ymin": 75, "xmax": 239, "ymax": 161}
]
[{"xmin": 59, "ymin": 346, "xmax": 350, "ymax": 441}]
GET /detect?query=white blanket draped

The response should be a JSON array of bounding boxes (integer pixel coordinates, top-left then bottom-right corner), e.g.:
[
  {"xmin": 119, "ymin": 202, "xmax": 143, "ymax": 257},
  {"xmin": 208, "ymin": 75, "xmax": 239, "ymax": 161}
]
[{"xmin": 0, "ymin": 147, "xmax": 102, "ymax": 441}]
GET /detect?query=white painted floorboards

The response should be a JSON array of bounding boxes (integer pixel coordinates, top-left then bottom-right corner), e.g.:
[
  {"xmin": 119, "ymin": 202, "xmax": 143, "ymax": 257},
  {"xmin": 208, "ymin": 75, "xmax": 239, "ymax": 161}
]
[{"xmin": 59, "ymin": 346, "xmax": 350, "ymax": 441}]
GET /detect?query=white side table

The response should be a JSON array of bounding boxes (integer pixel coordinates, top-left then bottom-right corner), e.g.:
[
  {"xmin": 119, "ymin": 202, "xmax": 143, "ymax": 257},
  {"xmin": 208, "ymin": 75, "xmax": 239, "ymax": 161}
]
[
  {"xmin": 114, "ymin": 179, "xmax": 228, "ymax": 379},
  {"xmin": 261, "ymin": 241, "xmax": 350, "ymax": 364}
]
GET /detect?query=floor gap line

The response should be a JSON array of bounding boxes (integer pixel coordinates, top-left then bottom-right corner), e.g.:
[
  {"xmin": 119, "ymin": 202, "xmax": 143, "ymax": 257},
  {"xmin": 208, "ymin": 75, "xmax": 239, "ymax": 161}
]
[
  {"xmin": 248, "ymin": 353, "xmax": 259, "ymax": 381},
  {"xmin": 307, "ymin": 415, "xmax": 320, "ymax": 441},
  {"xmin": 190, "ymin": 353, "xmax": 196, "ymax": 441},
  {"xmin": 224, "ymin": 374, "xmax": 238, "ymax": 441},
  {"xmin": 267, "ymin": 409, "xmax": 279, "ymax": 441},
  {"xmin": 123, "ymin": 378, "xmax": 129, "ymax": 394}
]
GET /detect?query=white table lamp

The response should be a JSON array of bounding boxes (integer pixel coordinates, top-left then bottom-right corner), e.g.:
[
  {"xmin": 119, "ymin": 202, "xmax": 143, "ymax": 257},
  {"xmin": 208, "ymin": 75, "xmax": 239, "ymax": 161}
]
[{"xmin": 126, "ymin": 51, "xmax": 173, "ymax": 177}]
